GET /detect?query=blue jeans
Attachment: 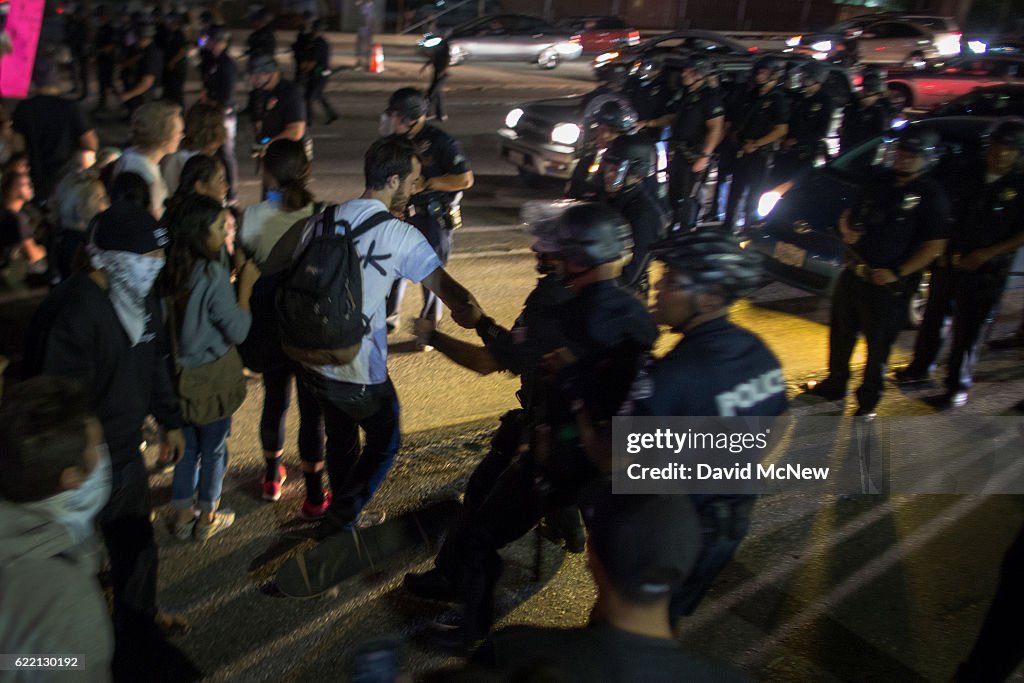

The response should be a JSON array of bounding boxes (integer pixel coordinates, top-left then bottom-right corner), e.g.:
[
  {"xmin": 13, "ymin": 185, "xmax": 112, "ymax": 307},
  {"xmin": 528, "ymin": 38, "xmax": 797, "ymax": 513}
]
[{"xmin": 171, "ymin": 418, "xmax": 232, "ymax": 513}]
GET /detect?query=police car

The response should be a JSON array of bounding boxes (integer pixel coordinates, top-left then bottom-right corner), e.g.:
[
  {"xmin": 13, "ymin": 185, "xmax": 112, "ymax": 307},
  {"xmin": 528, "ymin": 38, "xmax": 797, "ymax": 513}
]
[{"xmin": 747, "ymin": 116, "xmax": 1024, "ymax": 326}]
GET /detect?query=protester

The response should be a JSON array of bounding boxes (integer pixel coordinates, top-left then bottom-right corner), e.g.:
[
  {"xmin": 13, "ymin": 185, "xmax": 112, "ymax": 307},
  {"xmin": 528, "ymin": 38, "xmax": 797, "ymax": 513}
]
[
  {"xmin": 24, "ymin": 198, "xmax": 197, "ymax": 681},
  {"xmin": 12, "ymin": 49, "xmax": 99, "ymax": 201},
  {"xmin": 236, "ymin": 139, "xmax": 327, "ymax": 513},
  {"xmin": 0, "ymin": 171, "xmax": 47, "ymax": 285},
  {"xmin": 0, "ymin": 377, "xmax": 115, "ymax": 682},
  {"xmin": 112, "ymin": 101, "xmax": 184, "ymax": 218},
  {"xmin": 52, "ymin": 172, "xmax": 110, "ymax": 281},
  {"xmin": 157, "ymin": 194, "xmax": 258, "ymax": 541},
  {"xmin": 161, "ymin": 102, "xmax": 227, "ymax": 196}
]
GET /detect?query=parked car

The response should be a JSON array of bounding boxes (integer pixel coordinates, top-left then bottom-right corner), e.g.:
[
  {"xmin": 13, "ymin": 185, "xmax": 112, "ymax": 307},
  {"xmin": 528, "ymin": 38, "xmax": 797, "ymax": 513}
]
[
  {"xmin": 554, "ymin": 16, "xmax": 640, "ymax": 54},
  {"xmin": 929, "ymin": 83, "xmax": 1024, "ymax": 117},
  {"xmin": 793, "ymin": 15, "xmax": 961, "ymax": 67},
  {"xmin": 499, "ymin": 54, "xmax": 854, "ymax": 184},
  {"xmin": 747, "ymin": 116, "xmax": 1017, "ymax": 326},
  {"xmin": 412, "ymin": 0, "xmax": 503, "ymax": 32},
  {"xmin": 593, "ymin": 29, "xmax": 752, "ymax": 82},
  {"xmin": 418, "ymin": 14, "xmax": 583, "ymax": 69},
  {"xmin": 886, "ymin": 54, "xmax": 1024, "ymax": 110}
]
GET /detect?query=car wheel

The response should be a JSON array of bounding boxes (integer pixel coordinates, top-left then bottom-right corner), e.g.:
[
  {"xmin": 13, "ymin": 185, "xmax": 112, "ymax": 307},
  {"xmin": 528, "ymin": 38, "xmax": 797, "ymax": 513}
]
[
  {"xmin": 906, "ymin": 274, "xmax": 930, "ymax": 329},
  {"xmin": 888, "ymin": 84, "xmax": 912, "ymax": 111},
  {"xmin": 538, "ymin": 48, "xmax": 560, "ymax": 70},
  {"xmin": 903, "ymin": 51, "xmax": 926, "ymax": 68}
]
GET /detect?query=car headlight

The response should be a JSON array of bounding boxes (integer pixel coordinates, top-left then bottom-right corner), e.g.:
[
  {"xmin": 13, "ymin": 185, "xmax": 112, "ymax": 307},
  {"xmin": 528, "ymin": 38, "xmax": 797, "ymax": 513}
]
[
  {"xmin": 505, "ymin": 108, "xmax": 524, "ymax": 128},
  {"xmin": 936, "ymin": 35, "xmax": 962, "ymax": 56},
  {"xmin": 551, "ymin": 123, "xmax": 581, "ymax": 145},
  {"xmin": 786, "ymin": 35, "xmax": 801, "ymax": 47},
  {"xmin": 421, "ymin": 36, "xmax": 442, "ymax": 48},
  {"xmin": 757, "ymin": 191, "xmax": 783, "ymax": 218},
  {"xmin": 968, "ymin": 40, "xmax": 987, "ymax": 54},
  {"xmin": 595, "ymin": 51, "xmax": 619, "ymax": 64},
  {"xmin": 811, "ymin": 40, "xmax": 832, "ymax": 53}
]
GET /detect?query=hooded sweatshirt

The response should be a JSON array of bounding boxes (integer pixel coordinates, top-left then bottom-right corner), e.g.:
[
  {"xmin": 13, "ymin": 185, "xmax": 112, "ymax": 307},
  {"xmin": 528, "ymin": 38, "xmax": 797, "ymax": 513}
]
[{"xmin": 0, "ymin": 500, "xmax": 113, "ymax": 682}]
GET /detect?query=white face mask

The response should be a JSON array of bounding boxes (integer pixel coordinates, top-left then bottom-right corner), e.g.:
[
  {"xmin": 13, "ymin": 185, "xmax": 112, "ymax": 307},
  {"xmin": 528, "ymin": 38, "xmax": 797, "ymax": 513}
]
[
  {"xmin": 23, "ymin": 445, "xmax": 112, "ymax": 547},
  {"xmin": 89, "ymin": 249, "xmax": 166, "ymax": 345}
]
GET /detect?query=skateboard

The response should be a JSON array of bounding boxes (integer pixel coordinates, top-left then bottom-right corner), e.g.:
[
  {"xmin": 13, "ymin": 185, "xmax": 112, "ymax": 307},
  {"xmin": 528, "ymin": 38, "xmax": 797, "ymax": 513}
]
[{"xmin": 275, "ymin": 498, "xmax": 461, "ymax": 598}]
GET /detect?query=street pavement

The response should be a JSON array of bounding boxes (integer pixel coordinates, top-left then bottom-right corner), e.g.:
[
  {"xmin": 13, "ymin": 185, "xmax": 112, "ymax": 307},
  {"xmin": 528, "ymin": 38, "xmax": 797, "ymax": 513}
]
[{"xmin": 8, "ymin": 39, "xmax": 1024, "ymax": 681}]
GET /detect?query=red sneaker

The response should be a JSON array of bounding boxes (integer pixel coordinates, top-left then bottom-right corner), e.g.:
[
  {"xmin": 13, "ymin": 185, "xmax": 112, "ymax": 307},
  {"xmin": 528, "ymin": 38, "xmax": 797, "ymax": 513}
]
[
  {"xmin": 301, "ymin": 492, "xmax": 331, "ymax": 520},
  {"xmin": 261, "ymin": 465, "xmax": 287, "ymax": 502}
]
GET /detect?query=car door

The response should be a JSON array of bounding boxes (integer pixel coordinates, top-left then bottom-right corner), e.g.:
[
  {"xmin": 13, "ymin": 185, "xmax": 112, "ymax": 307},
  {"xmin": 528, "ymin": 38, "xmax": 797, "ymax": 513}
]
[
  {"xmin": 509, "ymin": 16, "xmax": 554, "ymax": 60},
  {"xmin": 589, "ymin": 17, "xmax": 626, "ymax": 53},
  {"xmin": 861, "ymin": 22, "xmax": 929, "ymax": 64},
  {"xmin": 462, "ymin": 16, "xmax": 513, "ymax": 60}
]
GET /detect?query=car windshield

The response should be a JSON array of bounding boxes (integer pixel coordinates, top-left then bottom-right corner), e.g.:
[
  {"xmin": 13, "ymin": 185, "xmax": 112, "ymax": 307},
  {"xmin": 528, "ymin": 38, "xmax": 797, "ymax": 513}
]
[
  {"xmin": 827, "ymin": 135, "xmax": 889, "ymax": 179},
  {"xmin": 933, "ymin": 91, "xmax": 1024, "ymax": 117}
]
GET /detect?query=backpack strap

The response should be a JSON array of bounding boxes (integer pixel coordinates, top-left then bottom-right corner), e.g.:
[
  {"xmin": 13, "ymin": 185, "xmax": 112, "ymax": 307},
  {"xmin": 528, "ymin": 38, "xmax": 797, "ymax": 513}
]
[{"xmin": 346, "ymin": 211, "xmax": 393, "ymax": 241}]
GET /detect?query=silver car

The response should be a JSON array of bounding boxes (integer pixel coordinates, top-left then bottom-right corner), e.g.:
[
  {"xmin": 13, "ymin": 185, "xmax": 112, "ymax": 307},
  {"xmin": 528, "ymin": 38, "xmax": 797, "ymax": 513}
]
[
  {"xmin": 796, "ymin": 16, "xmax": 961, "ymax": 66},
  {"xmin": 886, "ymin": 55, "xmax": 1024, "ymax": 110},
  {"xmin": 422, "ymin": 14, "xmax": 584, "ymax": 69}
]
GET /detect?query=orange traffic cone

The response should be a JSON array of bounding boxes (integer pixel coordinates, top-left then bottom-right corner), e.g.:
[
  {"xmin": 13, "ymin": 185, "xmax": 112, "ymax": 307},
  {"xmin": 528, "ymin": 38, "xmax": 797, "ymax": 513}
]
[{"xmin": 370, "ymin": 44, "xmax": 384, "ymax": 73}]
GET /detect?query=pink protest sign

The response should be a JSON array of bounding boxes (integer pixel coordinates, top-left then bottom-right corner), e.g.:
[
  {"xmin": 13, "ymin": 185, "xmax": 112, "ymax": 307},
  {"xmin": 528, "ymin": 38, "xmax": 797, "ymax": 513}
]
[{"xmin": 0, "ymin": 0, "xmax": 46, "ymax": 99}]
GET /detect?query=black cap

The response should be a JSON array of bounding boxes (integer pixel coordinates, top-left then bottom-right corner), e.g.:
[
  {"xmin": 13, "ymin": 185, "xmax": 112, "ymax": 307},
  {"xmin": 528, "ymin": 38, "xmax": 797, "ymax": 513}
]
[
  {"xmin": 896, "ymin": 127, "xmax": 940, "ymax": 156},
  {"xmin": 989, "ymin": 119, "xmax": 1024, "ymax": 150},
  {"xmin": 386, "ymin": 87, "xmax": 427, "ymax": 120},
  {"xmin": 248, "ymin": 53, "xmax": 279, "ymax": 74},
  {"xmin": 90, "ymin": 201, "xmax": 168, "ymax": 254},
  {"xmin": 589, "ymin": 493, "xmax": 701, "ymax": 600}
]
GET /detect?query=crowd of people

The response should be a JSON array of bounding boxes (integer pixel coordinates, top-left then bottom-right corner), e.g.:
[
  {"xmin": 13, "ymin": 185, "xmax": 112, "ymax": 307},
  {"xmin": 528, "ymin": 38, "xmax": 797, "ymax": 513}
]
[{"xmin": 0, "ymin": 8, "xmax": 1023, "ymax": 683}]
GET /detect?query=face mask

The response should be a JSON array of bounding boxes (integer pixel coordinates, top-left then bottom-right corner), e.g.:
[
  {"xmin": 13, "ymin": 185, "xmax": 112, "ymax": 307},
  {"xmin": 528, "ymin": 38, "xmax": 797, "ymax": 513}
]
[
  {"xmin": 23, "ymin": 445, "xmax": 112, "ymax": 547},
  {"xmin": 379, "ymin": 113, "xmax": 395, "ymax": 136},
  {"xmin": 90, "ymin": 249, "xmax": 166, "ymax": 345}
]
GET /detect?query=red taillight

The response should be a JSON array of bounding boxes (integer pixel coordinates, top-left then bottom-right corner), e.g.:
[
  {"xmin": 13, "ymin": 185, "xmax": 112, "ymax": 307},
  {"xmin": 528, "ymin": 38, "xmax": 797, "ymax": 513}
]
[
  {"xmin": 629, "ymin": 30, "xmax": 640, "ymax": 40},
  {"xmin": 570, "ymin": 34, "xmax": 581, "ymax": 43},
  {"xmin": 852, "ymin": 73, "xmax": 863, "ymax": 87},
  {"xmin": 747, "ymin": 46, "xmax": 759, "ymax": 52}
]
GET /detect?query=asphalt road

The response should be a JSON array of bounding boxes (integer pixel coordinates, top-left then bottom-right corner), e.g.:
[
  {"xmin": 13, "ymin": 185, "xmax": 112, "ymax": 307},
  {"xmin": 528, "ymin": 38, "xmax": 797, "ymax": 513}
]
[{"xmin": 9, "ymin": 41, "xmax": 1024, "ymax": 681}]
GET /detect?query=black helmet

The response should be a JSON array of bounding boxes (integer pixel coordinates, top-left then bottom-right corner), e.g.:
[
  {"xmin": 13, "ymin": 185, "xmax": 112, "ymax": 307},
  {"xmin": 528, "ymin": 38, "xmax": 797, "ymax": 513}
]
[
  {"xmin": 248, "ymin": 53, "xmax": 279, "ymax": 74},
  {"xmin": 669, "ymin": 55, "xmax": 714, "ymax": 79},
  {"xmin": 896, "ymin": 127, "xmax": 940, "ymax": 156},
  {"xmin": 800, "ymin": 61, "xmax": 828, "ymax": 85},
  {"xmin": 989, "ymin": 119, "xmax": 1024, "ymax": 150},
  {"xmin": 652, "ymin": 233, "xmax": 763, "ymax": 303},
  {"xmin": 386, "ymin": 87, "xmax": 427, "ymax": 120},
  {"xmin": 594, "ymin": 101, "xmax": 637, "ymax": 134},
  {"xmin": 549, "ymin": 202, "xmax": 632, "ymax": 268},
  {"xmin": 752, "ymin": 56, "xmax": 785, "ymax": 79},
  {"xmin": 602, "ymin": 133, "xmax": 656, "ymax": 192}
]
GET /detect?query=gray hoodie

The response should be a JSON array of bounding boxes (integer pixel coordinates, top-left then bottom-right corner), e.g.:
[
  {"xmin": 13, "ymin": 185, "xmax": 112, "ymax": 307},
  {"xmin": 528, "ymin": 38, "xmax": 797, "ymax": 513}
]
[{"xmin": 0, "ymin": 501, "xmax": 113, "ymax": 683}]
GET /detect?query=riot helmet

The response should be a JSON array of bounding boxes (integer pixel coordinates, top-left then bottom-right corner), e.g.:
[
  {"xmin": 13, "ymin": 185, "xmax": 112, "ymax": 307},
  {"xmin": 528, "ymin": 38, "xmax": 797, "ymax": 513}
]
[
  {"xmin": 547, "ymin": 202, "xmax": 632, "ymax": 271},
  {"xmin": 600, "ymin": 133, "xmax": 656, "ymax": 194},
  {"xmin": 887, "ymin": 126, "xmax": 940, "ymax": 177},
  {"xmin": 594, "ymin": 100, "xmax": 638, "ymax": 134},
  {"xmin": 652, "ymin": 233, "xmax": 763, "ymax": 305}
]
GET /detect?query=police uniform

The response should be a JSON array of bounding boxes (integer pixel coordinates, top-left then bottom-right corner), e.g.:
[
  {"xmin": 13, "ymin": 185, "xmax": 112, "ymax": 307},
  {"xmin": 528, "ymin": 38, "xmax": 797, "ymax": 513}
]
[
  {"xmin": 292, "ymin": 27, "xmax": 314, "ymax": 81},
  {"xmin": 821, "ymin": 169, "xmax": 951, "ymax": 413},
  {"xmin": 94, "ymin": 18, "xmax": 120, "ymax": 109},
  {"xmin": 388, "ymin": 123, "xmax": 471, "ymax": 323},
  {"xmin": 121, "ymin": 40, "xmax": 164, "ymax": 111},
  {"xmin": 774, "ymin": 88, "xmax": 833, "ymax": 182},
  {"xmin": 248, "ymin": 24, "xmax": 277, "ymax": 59},
  {"xmin": 258, "ymin": 77, "xmax": 308, "ymax": 141},
  {"xmin": 724, "ymin": 85, "xmax": 790, "ymax": 231},
  {"xmin": 202, "ymin": 50, "xmax": 240, "ymax": 202},
  {"xmin": 622, "ymin": 315, "xmax": 787, "ymax": 617},
  {"xmin": 944, "ymin": 170, "xmax": 1024, "ymax": 396},
  {"xmin": 667, "ymin": 82, "xmax": 723, "ymax": 229},
  {"xmin": 428, "ymin": 279, "xmax": 658, "ymax": 642},
  {"xmin": 608, "ymin": 182, "xmax": 668, "ymax": 293},
  {"xmin": 302, "ymin": 35, "xmax": 337, "ymax": 125},
  {"xmin": 839, "ymin": 96, "xmax": 894, "ymax": 155},
  {"xmin": 566, "ymin": 147, "xmax": 604, "ymax": 200}
]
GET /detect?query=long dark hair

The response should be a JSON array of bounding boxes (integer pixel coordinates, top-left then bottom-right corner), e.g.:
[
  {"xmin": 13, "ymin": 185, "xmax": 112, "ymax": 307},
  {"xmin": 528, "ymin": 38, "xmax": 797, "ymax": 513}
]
[
  {"xmin": 263, "ymin": 139, "xmax": 313, "ymax": 212},
  {"xmin": 156, "ymin": 192, "xmax": 225, "ymax": 299},
  {"xmin": 165, "ymin": 154, "xmax": 223, "ymax": 213}
]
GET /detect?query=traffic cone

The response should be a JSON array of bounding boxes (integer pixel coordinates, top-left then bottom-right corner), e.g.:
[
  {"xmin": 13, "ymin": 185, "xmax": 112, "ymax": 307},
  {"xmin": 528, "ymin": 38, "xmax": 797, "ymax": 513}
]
[{"xmin": 370, "ymin": 44, "xmax": 384, "ymax": 73}]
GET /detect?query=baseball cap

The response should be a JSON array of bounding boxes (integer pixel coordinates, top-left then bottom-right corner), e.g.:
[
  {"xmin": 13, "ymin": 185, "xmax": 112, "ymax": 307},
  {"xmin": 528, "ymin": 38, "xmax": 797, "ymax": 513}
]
[
  {"xmin": 90, "ymin": 201, "xmax": 168, "ymax": 254},
  {"xmin": 588, "ymin": 493, "xmax": 701, "ymax": 600}
]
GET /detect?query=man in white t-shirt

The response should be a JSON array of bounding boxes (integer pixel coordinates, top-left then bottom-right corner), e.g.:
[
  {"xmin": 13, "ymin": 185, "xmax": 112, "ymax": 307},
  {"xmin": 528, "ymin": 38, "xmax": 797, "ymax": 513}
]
[
  {"xmin": 296, "ymin": 135, "xmax": 476, "ymax": 536},
  {"xmin": 111, "ymin": 101, "xmax": 184, "ymax": 218}
]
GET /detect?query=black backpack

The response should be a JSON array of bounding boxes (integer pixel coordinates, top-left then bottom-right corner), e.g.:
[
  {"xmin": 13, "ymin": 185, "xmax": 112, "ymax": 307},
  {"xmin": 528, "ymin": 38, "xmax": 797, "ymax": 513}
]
[{"xmin": 275, "ymin": 205, "xmax": 392, "ymax": 366}]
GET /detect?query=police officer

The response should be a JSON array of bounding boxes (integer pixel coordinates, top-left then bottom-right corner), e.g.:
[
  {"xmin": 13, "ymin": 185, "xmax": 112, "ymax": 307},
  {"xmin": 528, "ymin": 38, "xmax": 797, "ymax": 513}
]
[
  {"xmin": 724, "ymin": 57, "xmax": 790, "ymax": 233},
  {"xmin": 383, "ymin": 88, "xmax": 474, "ymax": 329},
  {"xmin": 423, "ymin": 37, "xmax": 451, "ymax": 121},
  {"xmin": 93, "ymin": 6, "xmax": 120, "ymax": 112},
  {"xmin": 119, "ymin": 23, "xmax": 164, "ymax": 112},
  {"xmin": 247, "ymin": 54, "xmax": 308, "ymax": 157},
  {"xmin": 803, "ymin": 128, "xmax": 950, "ymax": 416},
  {"xmin": 404, "ymin": 202, "xmax": 658, "ymax": 651},
  {"xmin": 566, "ymin": 100, "xmax": 636, "ymax": 200},
  {"xmin": 200, "ymin": 26, "xmax": 240, "ymax": 203},
  {"xmin": 774, "ymin": 61, "xmax": 834, "ymax": 183},
  {"xmin": 839, "ymin": 73, "xmax": 895, "ymax": 155},
  {"xmin": 896, "ymin": 120, "xmax": 1024, "ymax": 407},
  {"xmin": 614, "ymin": 232, "xmax": 787, "ymax": 619},
  {"xmin": 291, "ymin": 11, "xmax": 315, "ymax": 81},
  {"xmin": 642, "ymin": 56, "xmax": 724, "ymax": 230},
  {"xmin": 160, "ymin": 12, "xmax": 188, "ymax": 107},
  {"xmin": 246, "ymin": 8, "xmax": 277, "ymax": 121},
  {"xmin": 599, "ymin": 133, "xmax": 669, "ymax": 295},
  {"xmin": 299, "ymin": 19, "xmax": 338, "ymax": 126},
  {"xmin": 622, "ymin": 60, "xmax": 675, "ymax": 138}
]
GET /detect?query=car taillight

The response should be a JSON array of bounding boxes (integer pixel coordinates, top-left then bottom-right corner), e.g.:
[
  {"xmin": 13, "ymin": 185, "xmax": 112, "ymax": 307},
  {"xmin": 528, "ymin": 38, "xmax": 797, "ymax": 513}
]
[
  {"xmin": 629, "ymin": 30, "xmax": 640, "ymax": 43},
  {"xmin": 747, "ymin": 46, "xmax": 759, "ymax": 52},
  {"xmin": 570, "ymin": 34, "xmax": 581, "ymax": 43}
]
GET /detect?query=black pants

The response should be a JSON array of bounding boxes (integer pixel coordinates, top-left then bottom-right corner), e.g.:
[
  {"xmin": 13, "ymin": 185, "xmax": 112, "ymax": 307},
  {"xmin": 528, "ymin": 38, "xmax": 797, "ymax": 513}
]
[
  {"xmin": 260, "ymin": 360, "xmax": 325, "ymax": 461},
  {"xmin": 668, "ymin": 151, "xmax": 708, "ymax": 230},
  {"xmin": 97, "ymin": 56, "xmax": 115, "ymax": 106},
  {"xmin": 946, "ymin": 266, "xmax": 1009, "ymax": 394},
  {"xmin": 824, "ymin": 269, "xmax": 910, "ymax": 412},
  {"xmin": 387, "ymin": 210, "xmax": 453, "ymax": 324},
  {"xmin": 724, "ymin": 150, "xmax": 770, "ymax": 232},
  {"xmin": 304, "ymin": 75, "xmax": 336, "ymax": 124},
  {"xmin": 427, "ymin": 71, "xmax": 448, "ymax": 119},
  {"xmin": 906, "ymin": 265, "xmax": 956, "ymax": 375},
  {"xmin": 301, "ymin": 373, "xmax": 401, "ymax": 527}
]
